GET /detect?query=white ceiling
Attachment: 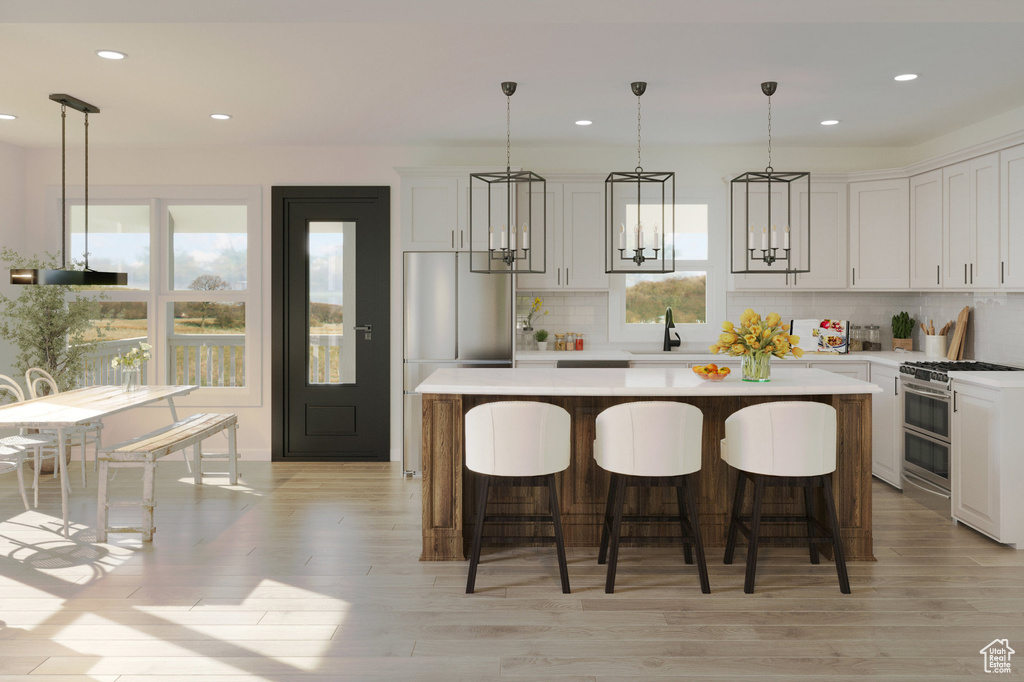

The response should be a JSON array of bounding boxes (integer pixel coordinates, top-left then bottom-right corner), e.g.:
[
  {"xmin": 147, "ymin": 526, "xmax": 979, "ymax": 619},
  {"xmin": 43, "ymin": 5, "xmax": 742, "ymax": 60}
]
[{"xmin": 2, "ymin": 1, "xmax": 1024, "ymax": 151}]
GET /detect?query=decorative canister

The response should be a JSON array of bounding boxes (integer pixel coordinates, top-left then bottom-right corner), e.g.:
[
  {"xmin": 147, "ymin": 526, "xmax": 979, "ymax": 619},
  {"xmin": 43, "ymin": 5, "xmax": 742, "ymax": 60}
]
[
  {"xmin": 554, "ymin": 333, "xmax": 566, "ymax": 351},
  {"xmin": 848, "ymin": 324, "xmax": 864, "ymax": 352},
  {"xmin": 575, "ymin": 333, "xmax": 584, "ymax": 351},
  {"xmin": 564, "ymin": 332, "xmax": 576, "ymax": 350}
]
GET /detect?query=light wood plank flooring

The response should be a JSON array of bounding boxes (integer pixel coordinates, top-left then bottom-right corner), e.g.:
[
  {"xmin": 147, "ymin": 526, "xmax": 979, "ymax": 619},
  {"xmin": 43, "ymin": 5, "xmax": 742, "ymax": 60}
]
[{"xmin": 1, "ymin": 461, "xmax": 1022, "ymax": 680}]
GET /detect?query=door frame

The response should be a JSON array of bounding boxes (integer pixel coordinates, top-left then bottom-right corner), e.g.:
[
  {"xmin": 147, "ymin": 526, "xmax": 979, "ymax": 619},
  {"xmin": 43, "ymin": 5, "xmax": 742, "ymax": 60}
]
[{"xmin": 271, "ymin": 186, "xmax": 391, "ymax": 461}]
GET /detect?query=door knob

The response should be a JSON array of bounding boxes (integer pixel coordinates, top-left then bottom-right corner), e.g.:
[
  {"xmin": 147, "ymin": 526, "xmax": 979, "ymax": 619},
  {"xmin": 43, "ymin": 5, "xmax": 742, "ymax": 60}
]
[{"xmin": 354, "ymin": 324, "xmax": 372, "ymax": 340}]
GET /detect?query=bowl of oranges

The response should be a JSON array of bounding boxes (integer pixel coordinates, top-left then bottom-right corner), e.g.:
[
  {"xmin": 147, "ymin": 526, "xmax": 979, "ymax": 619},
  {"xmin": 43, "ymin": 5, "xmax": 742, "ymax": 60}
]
[{"xmin": 693, "ymin": 364, "xmax": 731, "ymax": 381}]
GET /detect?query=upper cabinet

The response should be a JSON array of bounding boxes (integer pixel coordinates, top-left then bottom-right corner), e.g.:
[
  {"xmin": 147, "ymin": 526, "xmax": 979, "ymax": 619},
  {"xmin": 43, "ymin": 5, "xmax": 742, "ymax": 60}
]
[
  {"xmin": 909, "ymin": 169, "xmax": 943, "ymax": 289},
  {"xmin": 849, "ymin": 178, "xmax": 910, "ymax": 289},
  {"xmin": 943, "ymin": 153, "xmax": 1000, "ymax": 290},
  {"xmin": 517, "ymin": 182, "xmax": 608, "ymax": 290},
  {"xmin": 401, "ymin": 176, "xmax": 460, "ymax": 250},
  {"xmin": 731, "ymin": 182, "xmax": 848, "ymax": 291},
  {"xmin": 1001, "ymin": 144, "xmax": 1024, "ymax": 289}
]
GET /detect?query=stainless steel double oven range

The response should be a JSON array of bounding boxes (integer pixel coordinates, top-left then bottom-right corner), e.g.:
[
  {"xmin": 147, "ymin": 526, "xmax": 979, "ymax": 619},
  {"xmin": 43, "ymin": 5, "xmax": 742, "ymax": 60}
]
[{"xmin": 897, "ymin": 360, "xmax": 1021, "ymax": 512}]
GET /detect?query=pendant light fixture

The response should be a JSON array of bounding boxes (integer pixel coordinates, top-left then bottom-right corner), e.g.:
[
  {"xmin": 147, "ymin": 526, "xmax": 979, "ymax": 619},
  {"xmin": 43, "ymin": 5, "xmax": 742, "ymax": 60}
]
[
  {"xmin": 605, "ymin": 82, "xmax": 674, "ymax": 274},
  {"xmin": 10, "ymin": 94, "xmax": 127, "ymax": 286},
  {"xmin": 468, "ymin": 82, "xmax": 546, "ymax": 275},
  {"xmin": 730, "ymin": 81, "xmax": 810, "ymax": 275}
]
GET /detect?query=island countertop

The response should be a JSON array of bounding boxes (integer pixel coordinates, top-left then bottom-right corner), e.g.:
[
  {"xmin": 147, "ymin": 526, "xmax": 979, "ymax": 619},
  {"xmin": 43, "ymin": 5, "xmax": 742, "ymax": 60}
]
[{"xmin": 416, "ymin": 366, "xmax": 883, "ymax": 397}]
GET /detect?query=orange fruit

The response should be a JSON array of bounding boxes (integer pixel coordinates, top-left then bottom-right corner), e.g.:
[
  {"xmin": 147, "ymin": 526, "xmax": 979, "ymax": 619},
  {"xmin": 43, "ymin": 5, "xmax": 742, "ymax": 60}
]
[
  {"xmin": 705, "ymin": 363, "xmax": 718, "ymax": 372},
  {"xmin": 717, "ymin": 367, "xmax": 731, "ymax": 375},
  {"xmin": 692, "ymin": 366, "xmax": 706, "ymax": 374}
]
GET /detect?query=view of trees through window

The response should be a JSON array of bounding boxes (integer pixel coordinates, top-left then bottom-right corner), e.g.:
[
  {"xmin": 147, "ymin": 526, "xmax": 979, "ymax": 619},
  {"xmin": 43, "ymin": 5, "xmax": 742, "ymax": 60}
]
[{"xmin": 625, "ymin": 272, "xmax": 707, "ymax": 324}]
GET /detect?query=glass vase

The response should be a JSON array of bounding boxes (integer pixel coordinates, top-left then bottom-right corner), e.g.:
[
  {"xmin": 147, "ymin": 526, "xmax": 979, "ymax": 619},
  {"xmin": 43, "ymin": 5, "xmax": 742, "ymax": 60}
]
[
  {"xmin": 122, "ymin": 367, "xmax": 141, "ymax": 393},
  {"xmin": 741, "ymin": 353, "xmax": 771, "ymax": 382}
]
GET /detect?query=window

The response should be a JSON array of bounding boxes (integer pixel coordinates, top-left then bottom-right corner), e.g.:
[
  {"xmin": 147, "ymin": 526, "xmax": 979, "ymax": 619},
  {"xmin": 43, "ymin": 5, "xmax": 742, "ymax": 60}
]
[
  {"xmin": 609, "ymin": 188, "xmax": 726, "ymax": 344},
  {"xmin": 60, "ymin": 186, "xmax": 262, "ymax": 405}
]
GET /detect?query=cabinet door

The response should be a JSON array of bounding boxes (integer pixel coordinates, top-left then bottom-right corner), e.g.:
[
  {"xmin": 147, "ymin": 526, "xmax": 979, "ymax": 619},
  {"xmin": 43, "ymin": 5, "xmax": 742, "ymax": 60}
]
[
  {"xmin": 869, "ymin": 363, "xmax": 902, "ymax": 488},
  {"xmin": 951, "ymin": 382, "xmax": 1000, "ymax": 537},
  {"xmin": 944, "ymin": 161, "xmax": 971, "ymax": 289},
  {"xmin": 401, "ymin": 177, "xmax": 458, "ymax": 250},
  {"xmin": 792, "ymin": 182, "xmax": 849, "ymax": 290},
  {"xmin": 1001, "ymin": 144, "xmax": 1024, "ymax": 289},
  {"xmin": 849, "ymin": 179, "xmax": 910, "ymax": 289},
  {"xmin": 515, "ymin": 183, "xmax": 562, "ymax": 290},
  {"xmin": 910, "ymin": 170, "xmax": 943, "ymax": 289},
  {"xmin": 561, "ymin": 183, "xmax": 609, "ymax": 290},
  {"xmin": 971, "ymin": 153, "xmax": 1001, "ymax": 289}
]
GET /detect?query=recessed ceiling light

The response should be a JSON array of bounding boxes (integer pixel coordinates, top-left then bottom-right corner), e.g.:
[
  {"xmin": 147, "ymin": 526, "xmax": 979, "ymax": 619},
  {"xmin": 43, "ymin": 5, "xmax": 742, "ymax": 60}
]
[
  {"xmin": 210, "ymin": 113, "xmax": 231, "ymax": 120},
  {"xmin": 96, "ymin": 50, "xmax": 127, "ymax": 60},
  {"xmin": 575, "ymin": 120, "xmax": 592, "ymax": 126},
  {"xmin": 820, "ymin": 119, "xmax": 840, "ymax": 126},
  {"xmin": 0, "ymin": 114, "xmax": 16, "ymax": 120},
  {"xmin": 894, "ymin": 74, "xmax": 918, "ymax": 82}
]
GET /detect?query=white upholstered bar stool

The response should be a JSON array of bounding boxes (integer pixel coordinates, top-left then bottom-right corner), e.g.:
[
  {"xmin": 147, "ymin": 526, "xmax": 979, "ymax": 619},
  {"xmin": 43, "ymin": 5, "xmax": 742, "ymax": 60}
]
[
  {"xmin": 464, "ymin": 401, "xmax": 572, "ymax": 594},
  {"xmin": 721, "ymin": 401, "xmax": 850, "ymax": 594},
  {"xmin": 593, "ymin": 402, "xmax": 710, "ymax": 594}
]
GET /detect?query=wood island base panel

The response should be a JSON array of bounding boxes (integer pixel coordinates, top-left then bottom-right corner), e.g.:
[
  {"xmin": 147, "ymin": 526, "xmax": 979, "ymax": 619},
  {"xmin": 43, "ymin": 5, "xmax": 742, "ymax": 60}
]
[{"xmin": 418, "ymin": 368, "xmax": 877, "ymax": 563}]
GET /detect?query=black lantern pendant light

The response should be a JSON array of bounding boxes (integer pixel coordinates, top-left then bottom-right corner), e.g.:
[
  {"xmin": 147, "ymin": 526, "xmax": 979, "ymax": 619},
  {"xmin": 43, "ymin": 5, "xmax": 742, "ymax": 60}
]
[
  {"xmin": 10, "ymin": 94, "xmax": 127, "ymax": 286},
  {"xmin": 468, "ymin": 82, "xmax": 546, "ymax": 275},
  {"xmin": 730, "ymin": 81, "xmax": 810, "ymax": 275},
  {"xmin": 605, "ymin": 81, "xmax": 674, "ymax": 274}
]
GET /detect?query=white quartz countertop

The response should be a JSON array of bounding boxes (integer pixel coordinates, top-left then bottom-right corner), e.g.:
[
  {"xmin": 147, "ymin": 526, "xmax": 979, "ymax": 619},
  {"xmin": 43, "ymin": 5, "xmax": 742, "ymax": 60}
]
[
  {"xmin": 516, "ymin": 349, "xmax": 923, "ymax": 368},
  {"xmin": 416, "ymin": 367, "xmax": 882, "ymax": 397},
  {"xmin": 949, "ymin": 371, "xmax": 1024, "ymax": 389}
]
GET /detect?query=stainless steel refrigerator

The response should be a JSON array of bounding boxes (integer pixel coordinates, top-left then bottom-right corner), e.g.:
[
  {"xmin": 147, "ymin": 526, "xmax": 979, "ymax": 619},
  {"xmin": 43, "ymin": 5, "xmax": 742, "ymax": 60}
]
[{"xmin": 403, "ymin": 252, "xmax": 512, "ymax": 474}]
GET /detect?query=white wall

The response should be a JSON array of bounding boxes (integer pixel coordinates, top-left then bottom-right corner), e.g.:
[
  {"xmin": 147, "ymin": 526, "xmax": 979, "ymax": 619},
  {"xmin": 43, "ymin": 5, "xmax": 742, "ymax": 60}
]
[{"xmin": 0, "ymin": 141, "xmax": 27, "ymax": 377}]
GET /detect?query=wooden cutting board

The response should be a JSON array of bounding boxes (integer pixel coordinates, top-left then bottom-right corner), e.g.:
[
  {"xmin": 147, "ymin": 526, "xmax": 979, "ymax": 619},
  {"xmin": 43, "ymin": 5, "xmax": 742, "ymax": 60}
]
[{"xmin": 946, "ymin": 305, "xmax": 971, "ymax": 360}]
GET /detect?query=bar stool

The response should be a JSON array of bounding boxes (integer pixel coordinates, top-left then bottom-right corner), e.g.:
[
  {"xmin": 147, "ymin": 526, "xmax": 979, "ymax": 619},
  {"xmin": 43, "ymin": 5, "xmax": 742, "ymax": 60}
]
[
  {"xmin": 593, "ymin": 401, "xmax": 710, "ymax": 594},
  {"xmin": 721, "ymin": 401, "xmax": 850, "ymax": 594},
  {"xmin": 464, "ymin": 401, "xmax": 572, "ymax": 594}
]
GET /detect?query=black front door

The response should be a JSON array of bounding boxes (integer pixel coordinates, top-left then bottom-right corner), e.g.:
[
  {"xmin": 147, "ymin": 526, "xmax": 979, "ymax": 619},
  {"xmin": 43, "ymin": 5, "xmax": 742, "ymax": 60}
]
[{"xmin": 272, "ymin": 186, "xmax": 390, "ymax": 461}]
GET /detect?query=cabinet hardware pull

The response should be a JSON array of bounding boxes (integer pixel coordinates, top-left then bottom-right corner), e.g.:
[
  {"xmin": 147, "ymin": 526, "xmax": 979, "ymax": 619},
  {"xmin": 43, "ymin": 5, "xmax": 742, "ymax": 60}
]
[
  {"xmin": 451, "ymin": 231, "xmax": 455, "ymax": 249},
  {"xmin": 1002, "ymin": 261, "xmax": 1006, "ymax": 284},
  {"xmin": 894, "ymin": 376, "xmax": 898, "ymax": 396},
  {"xmin": 566, "ymin": 268, "xmax": 569, "ymax": 285},
  {"xmin": 970, "ymin": 263, "xmax": 973, "ymax": 284},
  {"xmin": 460, "ymin": 231, "xmax": 464, "ymax": 249},
  {"xmin": 557, "ymin": 268, "xmax": 560, "ymax": 286},
  {"xmin": 852, "ymin": 268, "xmax": 855, "ymax": 286},
  {"xmin": 964, "ymin": 263, "xmax": 968, "ymax": 284},
  {"xmin": 937, "ymin": 264, "xmax": 940, "ymax": 285},
  {"xmin": 953, "ymin": 391, "xmax": 957, "ymax": 413}
]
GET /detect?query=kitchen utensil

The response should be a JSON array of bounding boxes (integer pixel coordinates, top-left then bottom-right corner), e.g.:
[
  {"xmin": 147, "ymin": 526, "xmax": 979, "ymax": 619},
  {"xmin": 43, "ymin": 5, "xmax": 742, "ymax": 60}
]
[{"xmin": 946, "ymin": 306, "xmax": 970, "ymax": 360}]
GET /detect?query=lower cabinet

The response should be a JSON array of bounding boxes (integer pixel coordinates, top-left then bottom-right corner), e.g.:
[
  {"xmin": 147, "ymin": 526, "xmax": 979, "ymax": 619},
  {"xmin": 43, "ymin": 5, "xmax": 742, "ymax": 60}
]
[
  {"xmin": 951, "ymin": 381, "xmax": 1024, "ymax": 546},
  {"xmin": 868, "ymin": 363, "xmax": 902, "ymax": 488},
  {"xmin": 808, "ymin": 361, "xmax": 868, "ymax": 381}
]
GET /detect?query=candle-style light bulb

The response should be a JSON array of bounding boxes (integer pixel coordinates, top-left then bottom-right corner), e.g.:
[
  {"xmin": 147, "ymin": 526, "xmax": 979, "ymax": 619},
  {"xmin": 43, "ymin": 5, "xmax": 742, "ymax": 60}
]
[
  {"xmin": 748, "ymin": 225, "xmax": 756, "ymax": 250},
  {"xmin": 489, "ymin": 226, "xmax": 495, "ymax": 250},
  {"xmin": 653, "ymin": 224, "xmax": 660, "ymax": 249},
  {"xmin": 511, "ymin": 224, "xmax": 517, "ymax": 251},
  {"xmin": 500, "ymin": 224, "xmax": 507, "ymax": 250},
  {"xmin": 637, "ymin": 222, "xmax": 644, "ymax": 249},
  {"xmin": 761, "ymin": 227, "xmax": 768, "ymax": 251},
  {"xmin": 522, "ymin": 223, "xmax": 529, "ymax": 250},
  {"xmin": 784, "ymin": 224, "xmax": 791, "ymax": 250},
  {"xmin": 771, "ymin": 224, "xmax": 777, "ymax": 249},
  {"xmin": 619, "ymin": 223, "xmax": 626, "ymax": 250}
]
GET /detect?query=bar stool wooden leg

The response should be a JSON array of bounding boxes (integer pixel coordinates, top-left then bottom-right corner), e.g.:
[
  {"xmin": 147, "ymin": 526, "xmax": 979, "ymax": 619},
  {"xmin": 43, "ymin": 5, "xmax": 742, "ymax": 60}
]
[
  {"xmin": 723, "ymin": 472, "xmax": 747, "ymax": 565},
  {"xmin": 547, "ymin": 474, "xmax": 570, "ymax": 594},
  {"xmin": 465, "ymin": 475, "xmax": 490, "ymax": 594},
  {"xmin": 597, "ymin": 472, "xmax": 617, "ymax": 565},
  {"xmin": 821, "ymin": 475, "xmax": 851, "ymax": 594},
  {"xmin": 681, "ymin": 474, "xmax": 711, "ymax": 594},
  {"xmin": 743, "ymin": 475, "xmax": 766, "ymax": 594},
  {"xmin": 803, "ymin": 485, "xmax": 820, "ymax": 565},
  {"xmin": 604, "ymin": 475, "xmax": 627, "ymax": 594},
  {"xmin": 675, "ymin": 482, "xmax": 694, "ymax": 565}
]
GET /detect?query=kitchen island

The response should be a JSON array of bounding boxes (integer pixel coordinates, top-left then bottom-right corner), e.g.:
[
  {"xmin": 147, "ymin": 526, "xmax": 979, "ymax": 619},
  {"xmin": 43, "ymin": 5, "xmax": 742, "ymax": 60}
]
[{"xmin": 418, "ymin": 367, "xmax": 880, "ymax": 562}]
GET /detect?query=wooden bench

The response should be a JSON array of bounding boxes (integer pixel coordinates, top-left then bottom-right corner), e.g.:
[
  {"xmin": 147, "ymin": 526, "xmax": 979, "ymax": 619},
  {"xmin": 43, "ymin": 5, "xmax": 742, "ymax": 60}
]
[{"xmin": 97, "ymin": 413, "xmax": 238, "ymax": 542}]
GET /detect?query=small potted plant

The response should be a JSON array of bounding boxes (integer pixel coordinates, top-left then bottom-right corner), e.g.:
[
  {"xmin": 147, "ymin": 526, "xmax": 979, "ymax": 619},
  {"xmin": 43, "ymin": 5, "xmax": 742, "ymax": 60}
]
[
  {"xmin": 892, "ymin": 311, "xmax": 915, "ymax": 352},
  {"xmin": 534, "ymin": 329, "xmax": 549, "ymax": 351}
]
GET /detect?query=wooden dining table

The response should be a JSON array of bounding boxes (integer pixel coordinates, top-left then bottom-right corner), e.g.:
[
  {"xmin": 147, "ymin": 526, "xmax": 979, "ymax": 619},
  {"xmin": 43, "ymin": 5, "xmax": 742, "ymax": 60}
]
[{"xmin": 0, "ymin": 384, "xmax": 197, "ymax": 537}]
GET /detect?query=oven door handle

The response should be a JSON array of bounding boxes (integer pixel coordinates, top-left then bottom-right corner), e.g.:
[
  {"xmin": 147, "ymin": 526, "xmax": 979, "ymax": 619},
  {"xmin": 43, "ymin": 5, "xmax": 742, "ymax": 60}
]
[{"xmin": 901, "ymin": 383, "xmax": 951, "ymax": 402}]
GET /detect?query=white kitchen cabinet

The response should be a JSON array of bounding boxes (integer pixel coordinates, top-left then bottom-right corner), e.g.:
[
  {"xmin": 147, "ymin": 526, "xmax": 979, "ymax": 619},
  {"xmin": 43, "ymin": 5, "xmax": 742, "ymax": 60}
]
[
  {"xmin": 910, "ymin": 170, "xmax": 943, "ymax": 289},
  {"xmin": 869, "ymin": 363, "xmax": 902, "ymax": 488},
  {"xmin": 457, "ymin": 176, "xmax": 510, "ymax": 255},
  {"xmin": 401, "ymin": 176, "xmax": 459, "ymax": 250},
  {"xmin": 943, "ymin": 153, "xmax": 1000, "ymax": 290},
  {"xmin": 732, "ymin": 182, "xmax": 848, "ymax": 291},
  {"xmin": 849, "ymin": 178, "xmax": 910, "ymax": 289},
  {"xmin": 517, "ymin": 182, "xmax": 608, "ymax": 290},
  {"xmin": 1000, "ymin": 143, "xmax": 1024, "ymax": 289},
  {"xmin": 808, "ymin": 361, "xmax": 868, "ymax": 382},
  {"xmin": 951, "ymin": 382, "xmax": 1000, "ymax": 539}
]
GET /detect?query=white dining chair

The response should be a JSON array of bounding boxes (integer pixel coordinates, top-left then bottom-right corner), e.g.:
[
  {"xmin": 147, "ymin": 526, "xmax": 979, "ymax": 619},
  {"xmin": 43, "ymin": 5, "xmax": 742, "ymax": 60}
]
[
  {"xmin": 593, "ymin": 401, "xmax": 710, "ymax": 594},
  {"xmin": 0, "ymin": 443, "xmax": 31, "ymax": 511},
  {"xmin": 26, "ymin": 367, "xmax": 103, "ymax": 487},
  {"xmin": 721, "ymin": 401, "xmax": 850, "ymax": 594},
  {"xmin": 464, "ymin": 401, "xmax": 572, "ymax": 594},
  {"xmin": 0, "ymin": 374, "xmax": 64, "ymax": 504}
]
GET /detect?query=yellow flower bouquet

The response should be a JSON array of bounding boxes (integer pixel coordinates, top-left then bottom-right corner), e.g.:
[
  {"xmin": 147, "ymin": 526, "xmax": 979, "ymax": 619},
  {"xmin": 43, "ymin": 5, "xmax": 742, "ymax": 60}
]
[
  {"xmin": 708, "ymin": 309, "xmax": 802, "ymax": 382},
  {"xmin": 523, "ymin": 297, "xmax": 548, "ymax": 330}
]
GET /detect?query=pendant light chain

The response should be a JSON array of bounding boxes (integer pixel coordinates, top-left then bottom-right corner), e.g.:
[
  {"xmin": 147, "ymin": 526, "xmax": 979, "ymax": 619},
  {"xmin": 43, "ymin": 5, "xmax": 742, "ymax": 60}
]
[
  {"xmin": 636, "ymin": 93, "xmax": 643, "ymax": 172},
  {"xmin": 766, "ymin": 94, "xmax": 773, "ymax": 173},
  {"xmin": 506, "ymin": 93, "xmax": 511, "ymax": 172},
  {"xmin": 84, "ymin": 111, "xmax": 90, "ymax": 270}
]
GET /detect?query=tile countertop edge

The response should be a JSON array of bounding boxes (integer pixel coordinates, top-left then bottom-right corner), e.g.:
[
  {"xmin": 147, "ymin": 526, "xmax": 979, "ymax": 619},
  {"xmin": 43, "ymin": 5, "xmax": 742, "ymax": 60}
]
[{"xmin": 416, "ymin": 367, "xmax": 883, "ymax": 396}]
